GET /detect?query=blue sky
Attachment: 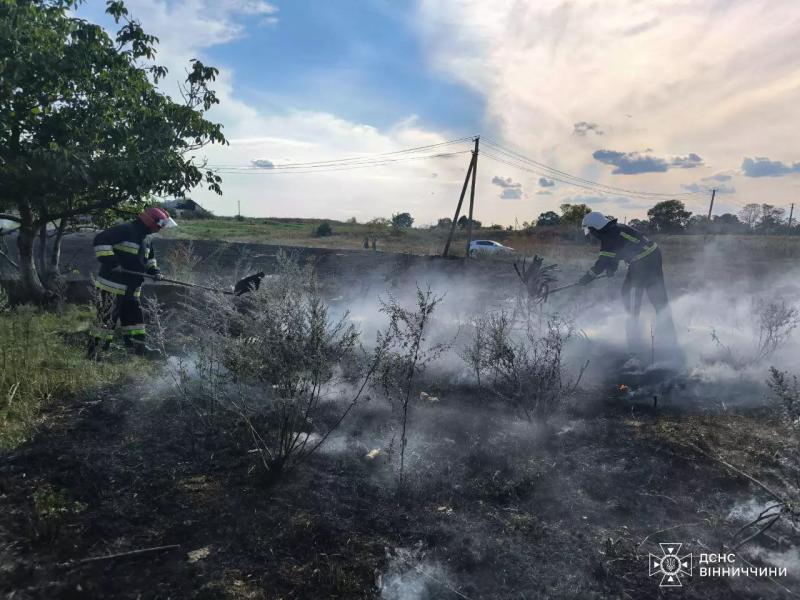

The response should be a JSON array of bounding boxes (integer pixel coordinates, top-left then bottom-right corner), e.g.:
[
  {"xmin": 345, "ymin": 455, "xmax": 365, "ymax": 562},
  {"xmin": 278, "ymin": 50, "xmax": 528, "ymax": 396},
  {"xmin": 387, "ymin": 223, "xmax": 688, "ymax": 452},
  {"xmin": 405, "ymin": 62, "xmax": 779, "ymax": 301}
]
[
  {"xmin": 77, "ymin": 0, "xmax": 800, "ymax": 224},
  {"xmin": 208, "ymin": 1, "xmax": 483, "ymax": 134}
]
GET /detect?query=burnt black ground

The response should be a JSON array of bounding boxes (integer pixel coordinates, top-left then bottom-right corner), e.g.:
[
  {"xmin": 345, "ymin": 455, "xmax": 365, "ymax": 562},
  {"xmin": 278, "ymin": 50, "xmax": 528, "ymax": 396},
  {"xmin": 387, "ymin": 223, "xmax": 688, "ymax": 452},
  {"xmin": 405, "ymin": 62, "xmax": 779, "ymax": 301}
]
[{"xmin": 1, "ymin": 375, "xmax": 797, "ymax": 599}]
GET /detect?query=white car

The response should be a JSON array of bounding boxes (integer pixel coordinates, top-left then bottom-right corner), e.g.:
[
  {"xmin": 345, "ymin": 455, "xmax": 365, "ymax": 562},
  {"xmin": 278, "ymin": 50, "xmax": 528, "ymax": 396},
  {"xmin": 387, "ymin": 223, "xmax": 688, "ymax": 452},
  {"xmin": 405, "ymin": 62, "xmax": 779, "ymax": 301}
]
[{"xmin": 468, "ymin": 239, "xmax": 515, "ymax": 257}]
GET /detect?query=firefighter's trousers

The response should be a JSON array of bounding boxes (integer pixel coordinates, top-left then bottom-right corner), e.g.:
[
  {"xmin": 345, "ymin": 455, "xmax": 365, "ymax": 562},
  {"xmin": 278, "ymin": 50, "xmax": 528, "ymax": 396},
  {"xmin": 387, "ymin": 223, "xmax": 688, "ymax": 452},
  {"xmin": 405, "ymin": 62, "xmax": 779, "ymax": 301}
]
[
  {"xmin": 89, "ymin": 288, "xmax": 147, "ymax": 355},
  {"xmin": 621, "ymin": 248, "xmax": 680, "ymax": 357}
]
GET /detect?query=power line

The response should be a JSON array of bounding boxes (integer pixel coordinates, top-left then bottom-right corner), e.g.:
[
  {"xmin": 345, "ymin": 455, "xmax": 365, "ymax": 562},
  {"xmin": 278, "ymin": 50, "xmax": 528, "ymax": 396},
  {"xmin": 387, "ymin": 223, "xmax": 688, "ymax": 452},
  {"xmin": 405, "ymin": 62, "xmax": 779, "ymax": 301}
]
[
  {"xmin": 204, "ymin": 135, "xmax": 790, "ymax": 217},
  {"xmin": 484, "ymin": 137, "xmax": 706, "ymax": 198},
  {"xmin": 211, "ymin": 150, "xmax": 472, "ymax": 175},
  {"xmin": 480, "ymin": 147, "xmax": 689, "ymax": 201},
  {"xmin": 482, "ymin": 138, "xmax": 706, "ymax": 199},
  {"xmin": 207, "ymin": 137, "xmax": 474, "ymax": 171}
]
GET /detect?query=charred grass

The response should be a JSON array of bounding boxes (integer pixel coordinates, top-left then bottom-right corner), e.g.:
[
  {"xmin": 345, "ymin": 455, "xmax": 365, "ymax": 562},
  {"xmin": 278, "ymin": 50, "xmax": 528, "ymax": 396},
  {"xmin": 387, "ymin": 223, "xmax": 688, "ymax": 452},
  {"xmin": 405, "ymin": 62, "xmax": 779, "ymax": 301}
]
[{"xmin": 1, "ymin": 381, "xmax": 796, "ymax": 599}]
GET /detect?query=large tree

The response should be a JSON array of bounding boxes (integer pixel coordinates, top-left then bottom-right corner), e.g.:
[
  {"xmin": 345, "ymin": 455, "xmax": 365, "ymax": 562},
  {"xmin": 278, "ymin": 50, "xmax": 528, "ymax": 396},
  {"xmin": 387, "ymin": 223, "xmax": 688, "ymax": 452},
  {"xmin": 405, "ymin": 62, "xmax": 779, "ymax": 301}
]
[
  {"xmin": 756, "ymin": 204, "xmax": 785, "ymax": 233},
  {"xmin": 391, "ymin": 212, "xmax": 414, "ymax": 229},
  {"xmin": 647, "ymin": 200, "xmax": 691, "ymax": 233},
  {"xmin": 0, "ymin": 0, "xmax": 226, "ymax": 301},
  {"xmin": 738, "ymin": 203, "xmax": 761, "ymax": 229},
  {"xmin": 559, "ymin": 203, "xmax": 591, "ymax": 226}
]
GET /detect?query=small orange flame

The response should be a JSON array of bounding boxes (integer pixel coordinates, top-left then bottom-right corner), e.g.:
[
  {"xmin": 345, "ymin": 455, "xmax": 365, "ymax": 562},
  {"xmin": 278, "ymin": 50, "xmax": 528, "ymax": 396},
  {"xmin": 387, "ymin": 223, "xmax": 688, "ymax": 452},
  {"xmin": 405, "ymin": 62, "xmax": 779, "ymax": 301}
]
[{"xmin": 618, "ymin": 384, "xmax": 629, "ymax": 392}]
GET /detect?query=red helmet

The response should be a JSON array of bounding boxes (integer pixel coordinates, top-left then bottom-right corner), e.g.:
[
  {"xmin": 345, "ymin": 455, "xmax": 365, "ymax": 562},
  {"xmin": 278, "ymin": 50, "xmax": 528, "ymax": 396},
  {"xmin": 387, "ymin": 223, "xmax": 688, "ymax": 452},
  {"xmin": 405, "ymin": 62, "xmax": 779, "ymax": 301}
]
[{"xmin": 139, "ymin": 207, "xmax": 177, "ymax": 232}]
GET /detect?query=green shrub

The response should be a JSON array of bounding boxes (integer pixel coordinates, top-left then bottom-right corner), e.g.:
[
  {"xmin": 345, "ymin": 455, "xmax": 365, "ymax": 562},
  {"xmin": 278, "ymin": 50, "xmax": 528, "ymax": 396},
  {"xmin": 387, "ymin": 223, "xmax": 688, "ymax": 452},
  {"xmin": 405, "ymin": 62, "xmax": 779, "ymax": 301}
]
[{"xmin": 313, "ymin": 221, "xmax": 333, "ymax": 237}]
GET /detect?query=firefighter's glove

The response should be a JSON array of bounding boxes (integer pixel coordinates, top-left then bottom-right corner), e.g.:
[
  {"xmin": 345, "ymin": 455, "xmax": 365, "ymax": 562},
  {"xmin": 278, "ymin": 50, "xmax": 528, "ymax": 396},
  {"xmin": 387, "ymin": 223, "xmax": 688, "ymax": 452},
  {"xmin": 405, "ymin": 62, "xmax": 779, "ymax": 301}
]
[
  {"xmin": 578, "ymin": 272, "xmax": 595, "ymax": 286},
  {"xmin": 152, "ymin": 272, "xmax": 165, "ymax": 281}
]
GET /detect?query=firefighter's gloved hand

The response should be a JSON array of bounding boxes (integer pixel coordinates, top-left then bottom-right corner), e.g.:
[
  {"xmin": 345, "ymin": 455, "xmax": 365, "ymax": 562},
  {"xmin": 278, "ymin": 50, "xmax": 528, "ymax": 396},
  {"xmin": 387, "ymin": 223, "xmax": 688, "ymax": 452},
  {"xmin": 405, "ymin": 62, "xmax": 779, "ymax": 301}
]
[
  {"xmin": 152, "ymin": 272, "xmax": 165, "ymax": 281},
  {"xmin": 578, "ymin": 272, "xmax": 595, "ymax": 286}
]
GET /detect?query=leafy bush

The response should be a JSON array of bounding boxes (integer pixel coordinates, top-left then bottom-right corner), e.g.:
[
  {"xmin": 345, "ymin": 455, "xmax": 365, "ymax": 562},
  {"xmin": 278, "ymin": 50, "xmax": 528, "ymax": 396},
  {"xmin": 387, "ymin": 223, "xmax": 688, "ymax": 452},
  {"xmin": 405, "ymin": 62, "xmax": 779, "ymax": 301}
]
[
  {"xmin": 391, "ymin": 212, "xmax": 414, "ymax": 229},
  {"xmin": 313, "ymin": 221, "xmax": 333, "ymax": 237}
]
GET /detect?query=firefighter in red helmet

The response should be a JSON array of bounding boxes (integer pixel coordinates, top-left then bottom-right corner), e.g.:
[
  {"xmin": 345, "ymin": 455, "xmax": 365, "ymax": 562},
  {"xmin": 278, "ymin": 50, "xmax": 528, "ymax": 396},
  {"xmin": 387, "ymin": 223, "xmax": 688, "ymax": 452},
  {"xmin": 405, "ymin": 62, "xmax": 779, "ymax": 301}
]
[{"xmin": 87, "ymin": 207, "xmax": 177, "ymax": 358}]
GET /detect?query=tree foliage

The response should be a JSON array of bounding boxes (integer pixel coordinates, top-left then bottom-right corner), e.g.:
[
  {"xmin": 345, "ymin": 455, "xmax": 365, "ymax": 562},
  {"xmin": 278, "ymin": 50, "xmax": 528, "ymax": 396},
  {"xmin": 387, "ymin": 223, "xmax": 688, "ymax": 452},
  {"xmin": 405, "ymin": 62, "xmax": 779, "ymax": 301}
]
[
  {"xmin": 738, "ymin": 204, "xmax": 761, "ymax": 229},
  {"xmin": 391, "ymin": 212, "xmax": 414, "ymax": 229},
  {"xmin": 559, "ymin": 203, "xmax": 590, "ymax": 225},
  {"xmin": 756, "ymin": 204, "xmax": 785, "ymax": 233},
  {"xmin": 457, "ymin": 215, "xmax": 481, "ymax": 229},
  {"xmin": 0, "ymin": 0, "xmax": 226, "ymax": 299},
  {"xmin": 647, "ymin": 200, "xmax": 691, "ymax": 233},
  {"xmin": 313, "ymin": 221, "xmax": 332, "ymax": 237},
  {"xmin": 436, "ymin": 217, "xmax": 452, "ymax": 229},
  {"xmin": 536, "ymin": 211, "xmax": 560, "ymax": 226},
  {"xmin": 627, "ymin": 218, "xmax": 650, "ymax": 233}
]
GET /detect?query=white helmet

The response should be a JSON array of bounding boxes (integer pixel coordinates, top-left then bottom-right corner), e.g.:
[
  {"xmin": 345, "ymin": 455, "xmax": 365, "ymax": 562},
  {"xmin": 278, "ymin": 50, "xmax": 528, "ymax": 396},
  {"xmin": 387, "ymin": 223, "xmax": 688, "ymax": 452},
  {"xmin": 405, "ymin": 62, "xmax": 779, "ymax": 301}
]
[{"xmin": 581, "ymin": 211, "xmax": 610, "ymax": 235}]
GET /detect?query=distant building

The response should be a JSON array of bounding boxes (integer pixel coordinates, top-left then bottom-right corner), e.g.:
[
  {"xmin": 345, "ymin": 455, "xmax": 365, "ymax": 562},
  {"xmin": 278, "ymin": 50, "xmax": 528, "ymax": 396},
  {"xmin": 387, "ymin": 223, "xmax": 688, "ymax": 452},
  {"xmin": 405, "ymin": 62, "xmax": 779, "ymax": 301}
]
[{"xmin": 162, "ymin": 199, "xmax": 211, "ymax": 217}]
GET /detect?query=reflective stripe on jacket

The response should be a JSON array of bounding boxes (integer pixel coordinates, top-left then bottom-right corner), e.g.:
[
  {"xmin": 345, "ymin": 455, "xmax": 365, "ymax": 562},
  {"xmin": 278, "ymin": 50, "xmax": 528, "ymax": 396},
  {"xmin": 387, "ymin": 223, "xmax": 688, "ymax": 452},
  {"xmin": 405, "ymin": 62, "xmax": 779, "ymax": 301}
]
[
  {"xmin": 93, "ymin": 220, "xmax": 159, "ymax": 296},
  {"xmin": 590, "ymin": 221, "xmax": 658, "ymax": 276}
]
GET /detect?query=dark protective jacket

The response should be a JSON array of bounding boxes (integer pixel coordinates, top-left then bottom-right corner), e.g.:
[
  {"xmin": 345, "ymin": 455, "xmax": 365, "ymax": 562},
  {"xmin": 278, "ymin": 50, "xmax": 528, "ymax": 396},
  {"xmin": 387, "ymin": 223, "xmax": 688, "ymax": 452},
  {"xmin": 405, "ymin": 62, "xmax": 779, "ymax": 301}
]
[
  {"xmin": 93, "ymin": 219, "xmax": 160, "ymax": 297},
  {"xmin": 589, "ymin": 220, "xmax": 658, "ymax": 277}
]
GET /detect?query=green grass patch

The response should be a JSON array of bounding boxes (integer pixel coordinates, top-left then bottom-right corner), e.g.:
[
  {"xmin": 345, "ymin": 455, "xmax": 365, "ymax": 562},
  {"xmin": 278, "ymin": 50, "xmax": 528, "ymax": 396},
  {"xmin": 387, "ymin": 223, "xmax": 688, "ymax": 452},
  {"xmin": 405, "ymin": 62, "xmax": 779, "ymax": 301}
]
[{"xmin": 0, "ymin": 304, "xmax": 142, "ymax": 450}]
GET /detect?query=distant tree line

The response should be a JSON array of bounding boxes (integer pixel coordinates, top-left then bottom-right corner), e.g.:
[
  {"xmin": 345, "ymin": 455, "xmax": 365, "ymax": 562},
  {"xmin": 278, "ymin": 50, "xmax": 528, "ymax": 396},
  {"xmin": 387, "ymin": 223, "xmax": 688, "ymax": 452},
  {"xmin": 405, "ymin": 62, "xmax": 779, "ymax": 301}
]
[
  {"xmin": 525, "ymin": 200, "xmax": 798, "ymax": 235},
  {"xmin": 322, "ymin": 198, "xmax": 795, "ymax": 241}
]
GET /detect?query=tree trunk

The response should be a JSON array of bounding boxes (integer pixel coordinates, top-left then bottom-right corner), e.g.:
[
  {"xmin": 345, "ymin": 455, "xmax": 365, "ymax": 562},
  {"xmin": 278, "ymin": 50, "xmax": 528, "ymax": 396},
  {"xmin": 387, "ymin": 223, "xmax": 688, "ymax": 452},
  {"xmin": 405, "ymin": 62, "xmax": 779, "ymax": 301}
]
[
  {"xmin": 49, "ymin": 219, "xmax": 67, "ymax": 278},
  {"xmin": 16, "ymin": 204, "xmax": 47, "ymax": 302},
  {"xmin": 38, "ymin": 221, "xmax": 48, "ymax": 284}
]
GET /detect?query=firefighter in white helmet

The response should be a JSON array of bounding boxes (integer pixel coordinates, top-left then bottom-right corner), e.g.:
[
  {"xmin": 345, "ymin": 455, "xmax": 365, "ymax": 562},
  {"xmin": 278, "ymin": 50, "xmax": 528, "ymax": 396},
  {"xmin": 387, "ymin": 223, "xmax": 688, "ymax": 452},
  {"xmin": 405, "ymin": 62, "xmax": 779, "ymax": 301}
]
[{"xmin": 579, "ymin": 211, "xmax": 679, "ymax": 351}]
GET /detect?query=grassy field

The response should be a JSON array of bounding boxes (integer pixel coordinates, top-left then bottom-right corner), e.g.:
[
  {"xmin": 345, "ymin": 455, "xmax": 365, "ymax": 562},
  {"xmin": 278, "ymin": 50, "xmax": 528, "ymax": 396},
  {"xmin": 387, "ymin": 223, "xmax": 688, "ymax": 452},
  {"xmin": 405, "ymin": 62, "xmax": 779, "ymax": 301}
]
[
  {"xmin": 0, "ymin": 303, "xmax": 142, "ymax": 449},
  {"xmin": 165, "ymin": 216, "xmax": 800, "ymax": 269},
  {"xmin": 167, "ymin": 216, "xmax": 471, "ymax": 255}
]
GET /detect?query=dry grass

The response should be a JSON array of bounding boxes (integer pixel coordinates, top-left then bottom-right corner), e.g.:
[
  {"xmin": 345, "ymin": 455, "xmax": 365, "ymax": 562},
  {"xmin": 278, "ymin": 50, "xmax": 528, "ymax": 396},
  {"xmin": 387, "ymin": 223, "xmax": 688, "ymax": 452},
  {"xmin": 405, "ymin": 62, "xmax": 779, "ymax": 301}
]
[{"xmin": 0, "ymin": 305, "xmax": 142, "ymax": 449}]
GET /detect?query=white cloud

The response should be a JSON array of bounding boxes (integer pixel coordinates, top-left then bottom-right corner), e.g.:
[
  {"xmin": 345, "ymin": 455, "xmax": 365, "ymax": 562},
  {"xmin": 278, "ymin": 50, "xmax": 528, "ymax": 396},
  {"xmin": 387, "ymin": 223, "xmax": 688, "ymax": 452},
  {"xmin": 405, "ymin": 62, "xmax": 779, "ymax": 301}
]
[
  {"xmin": 251, "ymin": 159, "xmax": 275, "ymax": 169},
  {"xmin": 417, "ymin": 0, "xmax": 800, "ymax": 218},
  {"xmin": 84, "ymin": 1, "xmax": 473, "ymax": 222},
  {"xmin": 79, "ymin": 0, "xmax": 800, "ymax": 225}
]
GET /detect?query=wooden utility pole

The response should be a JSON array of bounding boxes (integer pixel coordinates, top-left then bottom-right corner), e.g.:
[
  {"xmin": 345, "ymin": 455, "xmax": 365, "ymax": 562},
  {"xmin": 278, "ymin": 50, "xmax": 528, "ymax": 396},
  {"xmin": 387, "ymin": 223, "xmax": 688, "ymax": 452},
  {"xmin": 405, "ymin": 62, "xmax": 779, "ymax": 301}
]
[
  {"xmin": 464, "ymin": 136, "xmax": 480, "ymax": 256},
  {"xmin": 442, "ymin": 138, "xmax": 478, "ymax": 257},
  {"xmin": 707, "ymin": 189, "xmax": 716, "ymax": 220},
  {"xmin": 789, "ymin": 203, "xmax": 795, "ymax": 230}
]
